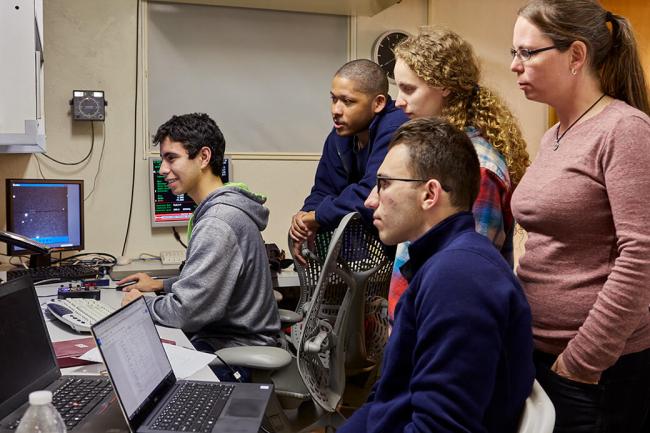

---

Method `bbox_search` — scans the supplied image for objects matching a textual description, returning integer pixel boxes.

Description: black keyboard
[7,264,99,283]
[151,382,234,432]
[8,377,114,430]
[53,377,113,430]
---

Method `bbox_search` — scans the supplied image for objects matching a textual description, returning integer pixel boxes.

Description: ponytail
[600,13,649,115]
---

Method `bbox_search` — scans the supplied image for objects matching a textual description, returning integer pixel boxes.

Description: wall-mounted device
[70,90,106,121]
[372,30,410,82]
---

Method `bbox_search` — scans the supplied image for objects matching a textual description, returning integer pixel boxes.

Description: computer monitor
[5,179,84,266]
[148,156,230,228]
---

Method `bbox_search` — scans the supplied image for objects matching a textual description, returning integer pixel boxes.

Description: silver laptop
[0,276,128,433]
[91,296,272,433]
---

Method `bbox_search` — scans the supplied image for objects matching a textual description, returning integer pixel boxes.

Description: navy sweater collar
[401,211,475,282]
[367,97,395,136]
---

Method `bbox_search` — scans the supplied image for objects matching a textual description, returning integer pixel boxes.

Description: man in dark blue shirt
[289,59,407,263]
[339,117,534,433]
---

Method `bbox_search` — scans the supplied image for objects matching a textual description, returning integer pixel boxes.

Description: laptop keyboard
[151,382,235,432]
[53,377,113,430]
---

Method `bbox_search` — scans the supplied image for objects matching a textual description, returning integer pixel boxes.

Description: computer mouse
[115,281,137,291]
[116,256,132,266]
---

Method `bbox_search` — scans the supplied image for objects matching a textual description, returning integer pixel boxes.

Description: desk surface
[0,262,300,289]
[36,283,217,382]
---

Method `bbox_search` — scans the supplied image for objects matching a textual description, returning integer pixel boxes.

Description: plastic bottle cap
[28,390,53,405]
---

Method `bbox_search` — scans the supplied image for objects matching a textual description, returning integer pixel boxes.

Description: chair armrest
[215,346,292,371]
[278,308,302,326]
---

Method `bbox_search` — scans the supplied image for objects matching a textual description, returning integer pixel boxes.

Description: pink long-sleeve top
[512,100,650,382]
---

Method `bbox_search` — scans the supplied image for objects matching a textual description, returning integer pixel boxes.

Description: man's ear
[372,94,387,114]
[199,146,212,169]
[420,179,442,211]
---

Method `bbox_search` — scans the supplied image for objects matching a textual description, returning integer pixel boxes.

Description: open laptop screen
[93,298,173,420]
[0,277,60,419]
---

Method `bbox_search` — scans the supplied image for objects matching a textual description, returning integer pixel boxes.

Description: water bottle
[15,390,66,433]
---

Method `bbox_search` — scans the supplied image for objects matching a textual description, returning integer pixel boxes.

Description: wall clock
[372,30,410,82]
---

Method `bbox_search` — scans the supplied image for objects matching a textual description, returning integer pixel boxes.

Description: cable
[6,255,29,268]
[172,227,187,249]
[213,353,243,383]
[35,154,46,178]
[121,0,140,257]
[39,122,95,166]
[85,121,108,201]
[51,252,118,266]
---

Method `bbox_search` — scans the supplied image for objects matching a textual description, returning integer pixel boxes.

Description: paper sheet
[78,343,216,379]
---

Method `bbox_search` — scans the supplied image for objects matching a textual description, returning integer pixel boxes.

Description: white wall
[428,0,547,158]
[428,0,547,260]
[0,0,544,262]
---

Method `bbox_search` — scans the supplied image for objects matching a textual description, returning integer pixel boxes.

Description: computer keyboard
[7,264,99,283]
[53,377,113,430]
[8,377,113,431]
[151,382,234,432]
[47,298,116,333]
[160,250,185,265]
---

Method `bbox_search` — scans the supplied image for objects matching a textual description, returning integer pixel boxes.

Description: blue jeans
[191,339,252,383]
[534,348,650,433]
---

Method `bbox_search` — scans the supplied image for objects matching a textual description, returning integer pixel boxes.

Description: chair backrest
[295,212,393,412]
[287,229,333,349]
[517,379,555,433]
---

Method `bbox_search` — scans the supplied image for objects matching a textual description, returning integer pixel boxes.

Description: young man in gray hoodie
[118,113,280,379]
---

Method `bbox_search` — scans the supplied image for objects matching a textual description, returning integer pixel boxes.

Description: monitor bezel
[5,178,85,256]
[148,156,230,228]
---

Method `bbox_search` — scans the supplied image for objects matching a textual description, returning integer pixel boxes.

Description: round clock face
[372,30,410,81]
[79,97,101,118]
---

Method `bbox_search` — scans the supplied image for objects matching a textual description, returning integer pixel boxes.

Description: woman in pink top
[510,1,650,432]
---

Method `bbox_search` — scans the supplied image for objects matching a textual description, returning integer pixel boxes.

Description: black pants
[191,339,252,383]
[534,348,650,433]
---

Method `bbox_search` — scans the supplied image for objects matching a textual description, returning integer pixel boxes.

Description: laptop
[0,276,128,433]
[91,296,272,433]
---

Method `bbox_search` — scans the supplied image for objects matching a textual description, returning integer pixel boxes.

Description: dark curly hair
[153,113,225,177]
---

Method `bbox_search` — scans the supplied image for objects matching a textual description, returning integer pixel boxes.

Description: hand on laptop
[117,272,164,292]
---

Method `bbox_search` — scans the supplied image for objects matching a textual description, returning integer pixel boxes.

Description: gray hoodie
[147,186,281,349]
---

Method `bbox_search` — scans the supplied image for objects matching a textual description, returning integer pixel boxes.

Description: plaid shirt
[388,127,513,321]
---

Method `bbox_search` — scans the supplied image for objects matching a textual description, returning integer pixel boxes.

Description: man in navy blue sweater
[339,117,535,433]
[289,59,408,263]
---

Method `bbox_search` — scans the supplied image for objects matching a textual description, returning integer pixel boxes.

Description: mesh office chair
[294,212,392,413]
[287,229,333,350]
[215,212,393,432]
[517,379,555,433]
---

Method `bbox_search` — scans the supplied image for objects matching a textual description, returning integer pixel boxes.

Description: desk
[36,282,217,382]
[109,259,181,280]
[111,260,301,289]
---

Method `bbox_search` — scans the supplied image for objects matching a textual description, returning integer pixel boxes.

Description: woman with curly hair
[387,28,530,321]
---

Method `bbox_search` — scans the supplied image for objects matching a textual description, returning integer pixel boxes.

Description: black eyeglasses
[510,45,557,62]
[376,175,451,193]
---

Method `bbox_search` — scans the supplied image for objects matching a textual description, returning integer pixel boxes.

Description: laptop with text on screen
[91,297,272,433]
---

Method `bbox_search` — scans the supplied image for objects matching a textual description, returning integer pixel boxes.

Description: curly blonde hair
[394,28,529,186]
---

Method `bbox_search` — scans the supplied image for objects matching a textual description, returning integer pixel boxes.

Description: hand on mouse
[116,272,164,293]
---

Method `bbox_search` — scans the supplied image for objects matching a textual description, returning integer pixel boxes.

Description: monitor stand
[29,252,52,268]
